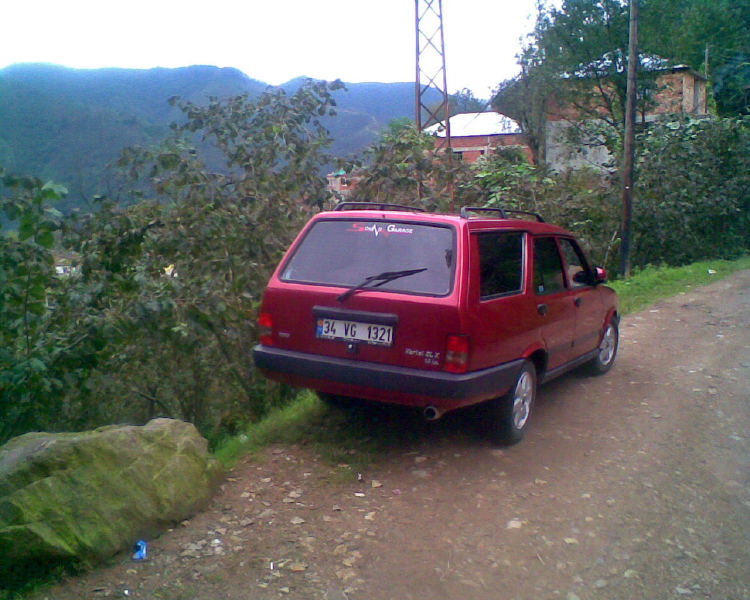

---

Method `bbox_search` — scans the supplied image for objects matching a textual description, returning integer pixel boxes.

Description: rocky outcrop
[0,418,223,575]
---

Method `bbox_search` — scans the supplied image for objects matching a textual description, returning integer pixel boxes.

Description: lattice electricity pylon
[415,0,452,150]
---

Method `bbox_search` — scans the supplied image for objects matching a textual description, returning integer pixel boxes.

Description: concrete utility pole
[620,0,639,278]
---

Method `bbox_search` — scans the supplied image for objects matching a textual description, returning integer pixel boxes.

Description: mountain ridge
[0,63,440,208]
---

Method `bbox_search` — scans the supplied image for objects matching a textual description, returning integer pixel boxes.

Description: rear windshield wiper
[337,268,427,303]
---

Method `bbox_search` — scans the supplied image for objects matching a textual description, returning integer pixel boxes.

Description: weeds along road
[31,271,750,600]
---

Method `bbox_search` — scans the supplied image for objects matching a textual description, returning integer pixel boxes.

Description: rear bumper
[253,345,524,407]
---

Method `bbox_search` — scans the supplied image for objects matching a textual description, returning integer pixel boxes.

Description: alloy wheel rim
[512,371,533,430]
[599,324,616,365]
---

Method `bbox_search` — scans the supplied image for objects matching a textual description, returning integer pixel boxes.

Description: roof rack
[460,206,545,222]
[334,202,425,213]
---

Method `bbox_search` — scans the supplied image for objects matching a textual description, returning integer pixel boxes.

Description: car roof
[313,207,573,237]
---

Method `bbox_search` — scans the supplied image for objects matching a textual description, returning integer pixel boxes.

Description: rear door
[470,230,538,369]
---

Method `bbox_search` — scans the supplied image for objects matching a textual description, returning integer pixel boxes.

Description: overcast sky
[1,0,545,98]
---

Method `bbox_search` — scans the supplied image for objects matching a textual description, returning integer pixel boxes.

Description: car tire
[487,360,537,445]
[588,320,619,375]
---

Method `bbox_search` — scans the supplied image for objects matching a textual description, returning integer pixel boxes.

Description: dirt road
[32,271,750,600]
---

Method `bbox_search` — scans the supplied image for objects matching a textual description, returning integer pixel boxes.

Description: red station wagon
[253,203,620,443]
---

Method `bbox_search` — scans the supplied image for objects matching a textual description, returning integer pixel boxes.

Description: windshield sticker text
[348,223,414,237]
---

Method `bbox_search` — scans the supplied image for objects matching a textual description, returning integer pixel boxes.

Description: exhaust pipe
[423,405,443,421]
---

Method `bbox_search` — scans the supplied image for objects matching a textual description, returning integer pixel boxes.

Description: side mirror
[594,266,608,283]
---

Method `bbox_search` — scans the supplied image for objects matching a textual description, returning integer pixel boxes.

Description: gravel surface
[30,270,750,600]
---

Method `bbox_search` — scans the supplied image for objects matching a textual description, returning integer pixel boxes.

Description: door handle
[574,297,582,307]
[537,303,548,316]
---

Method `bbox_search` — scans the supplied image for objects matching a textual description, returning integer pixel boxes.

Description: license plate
[316,318,393,346]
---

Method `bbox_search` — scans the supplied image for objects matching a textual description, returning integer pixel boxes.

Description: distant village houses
[325,61,711,195]
[420,63,710,172]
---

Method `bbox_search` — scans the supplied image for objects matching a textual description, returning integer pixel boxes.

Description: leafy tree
[492,57,555,164]
[0,172,105,442]
[492,1,633,162]
[640,0,750,116]
[1,81,344,443]
[102,80,343,434]
[496,0,749,152]
[347,123,483,212]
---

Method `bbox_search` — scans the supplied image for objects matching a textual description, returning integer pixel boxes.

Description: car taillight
[444,335,469,373]
[258,312,274,346]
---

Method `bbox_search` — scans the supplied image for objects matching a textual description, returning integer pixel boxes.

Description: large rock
[0,418,223,575]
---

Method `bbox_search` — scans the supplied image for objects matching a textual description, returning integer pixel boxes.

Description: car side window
[533,237,565,295]
[559,238,592,288]
[477,231,524,299]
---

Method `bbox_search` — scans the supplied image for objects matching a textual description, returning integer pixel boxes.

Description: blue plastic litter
[132,540,147,560]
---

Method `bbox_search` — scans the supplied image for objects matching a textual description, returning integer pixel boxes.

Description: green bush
[633,116,750,266]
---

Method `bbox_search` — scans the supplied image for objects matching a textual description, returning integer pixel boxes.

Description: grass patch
[213,392,326,467]
[214,390,446,473]
[609,256,750,315]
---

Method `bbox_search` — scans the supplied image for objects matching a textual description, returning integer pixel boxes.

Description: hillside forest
[1,0,748,445]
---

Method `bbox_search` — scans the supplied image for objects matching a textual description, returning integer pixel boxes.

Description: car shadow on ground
[317,363,596,459]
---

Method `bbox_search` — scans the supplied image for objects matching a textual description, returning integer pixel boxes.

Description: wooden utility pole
[619,0,639,278]
[704,44,710,79]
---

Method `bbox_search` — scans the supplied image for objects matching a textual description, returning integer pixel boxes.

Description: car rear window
[477,231,524,299]
[280,219,455,296]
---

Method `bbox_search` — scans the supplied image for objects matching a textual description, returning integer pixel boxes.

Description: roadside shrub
[633,116,750,266]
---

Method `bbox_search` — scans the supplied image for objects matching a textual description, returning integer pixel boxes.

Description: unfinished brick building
[546,64,709,170]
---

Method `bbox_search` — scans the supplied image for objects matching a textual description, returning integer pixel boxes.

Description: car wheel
[487,361,536,445]
[589,321,619,375]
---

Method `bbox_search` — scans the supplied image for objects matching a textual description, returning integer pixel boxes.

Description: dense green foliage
[632,117,750,265]
[1,81,343,445]
[0,173,104,441]
[641,0,749,116]
[345,124,470,211]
